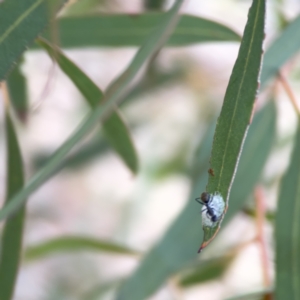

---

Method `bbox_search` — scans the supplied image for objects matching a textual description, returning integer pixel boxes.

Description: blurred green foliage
[1,0,300,299]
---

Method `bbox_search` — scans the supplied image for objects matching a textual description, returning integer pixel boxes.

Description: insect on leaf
[199,0,266,252]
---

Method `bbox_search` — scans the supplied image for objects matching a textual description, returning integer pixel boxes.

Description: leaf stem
[277,72,300,116]
[255,186,273,300]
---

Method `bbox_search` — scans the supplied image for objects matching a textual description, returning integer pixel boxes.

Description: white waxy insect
[195,192,225,227]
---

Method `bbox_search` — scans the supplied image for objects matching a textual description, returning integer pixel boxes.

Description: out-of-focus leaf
[179,253,235,286]
[122,67,184,105]
[38,13,240,49]
[24,236,140,261]
[144,0,165,10]
[116,118,215,300]
[0,0,66,81]
[275,122,300,300]
[82,280,123,300]
[0,0,185,221]
[38,38,139,174]
[200,0,265,251]
[261,14,300,89]
[225,288,273,300]
[63,0,108,16]
[116,100,276,300]
[0,111,25,300]
[34,136,109,170]
[6,60,28,122]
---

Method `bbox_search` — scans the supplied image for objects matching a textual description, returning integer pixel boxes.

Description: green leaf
[116,101,276,300]
[6,59,28,123]
[24,236,139,261]
[0,0,185,221]
[261,14,300,89]
[200,0,266,251]
[0,111,25,300]
[116,117,215,300]
[37,38,139,174]
[34,135,109,170]
[0,0,65,81]
[38,13,240,49]
[275,122,300,300]
[179,253,235,286]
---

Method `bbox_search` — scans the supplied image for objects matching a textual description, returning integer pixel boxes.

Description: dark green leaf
[0,0,65,81]
[0,111,25,300]
[275,122,300,300]
[0,0,184,221]
[37,38,139,174]
[116,100,276,300]
[38,13,240,49]
[6,59,28,122]
[201,0,266,250]
[34,136,109,170]
[261,14,300,89]
[24,236,139,260]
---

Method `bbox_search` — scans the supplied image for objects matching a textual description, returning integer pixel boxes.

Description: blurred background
[1,0,300,299]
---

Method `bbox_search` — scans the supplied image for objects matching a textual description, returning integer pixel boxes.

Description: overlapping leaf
[0,0,66,81]
[0,111,26,300]
[0,0,185,220]
[25,236,139,261]
[116,101,276,300]
[39,13,240,49]
[275,122,300,300]
[38,38,138,173]
[201,0,266,250]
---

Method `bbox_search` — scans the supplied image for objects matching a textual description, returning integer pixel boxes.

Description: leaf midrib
[0,0,44,44]
[216,0,262,196]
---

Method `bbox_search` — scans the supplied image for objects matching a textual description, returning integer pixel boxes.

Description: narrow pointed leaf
[200,0,266,251]
[275,122,300,300]
[24,236,139,261]
[0,0,66,81]
[0,0,184,221]
[115,101,276,300]
[38,38,138,174]
[6,60,28,123]
[261,14,300,89]
[38,13,240,49]
[0,112,25,300]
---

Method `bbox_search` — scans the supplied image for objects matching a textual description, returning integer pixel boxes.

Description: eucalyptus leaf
[261,14,300,89]
[39,13,240,49]
[6,60,28,122]
[25,236,139,261]
[0,0,185,221]
[0,0,66,81]
[0,112,26,300]
[116,100,276,300]
[275,122,300,300]
[200,0,266,251]
[37,38,139,174]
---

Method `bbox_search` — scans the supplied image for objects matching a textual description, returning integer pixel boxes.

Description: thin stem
[255,186,273,300]
[277,72,300,116]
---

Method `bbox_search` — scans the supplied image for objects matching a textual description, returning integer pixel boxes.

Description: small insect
[195,192,225,225]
